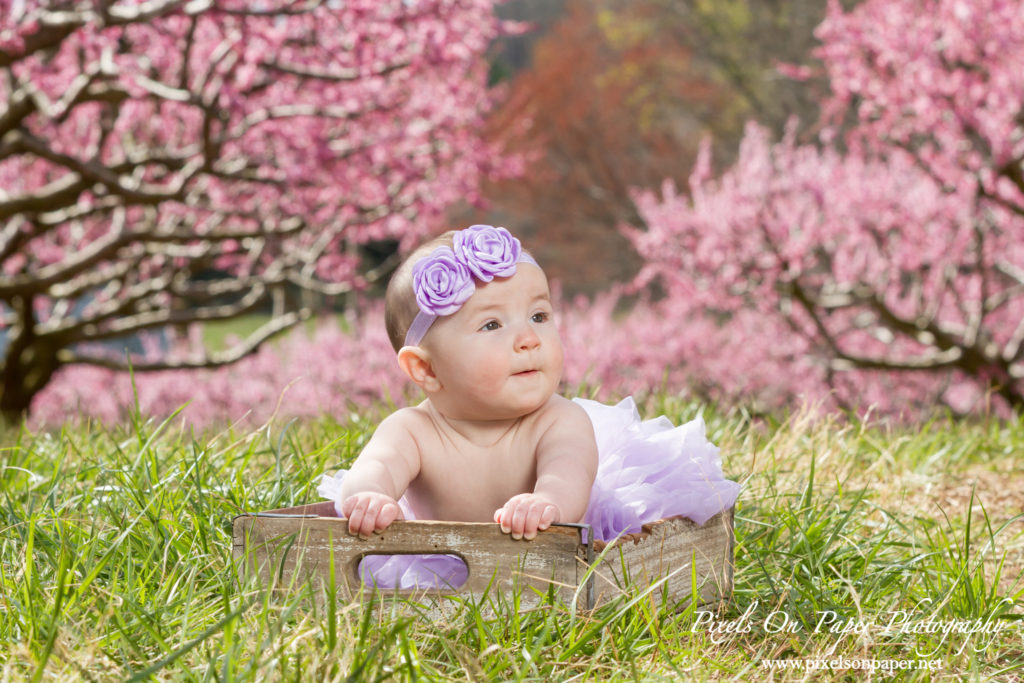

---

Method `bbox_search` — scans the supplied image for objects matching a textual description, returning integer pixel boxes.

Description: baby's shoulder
[376,403,432,432]
[528,395,598,459]
[530,394,591,431]
[368,404,435,444]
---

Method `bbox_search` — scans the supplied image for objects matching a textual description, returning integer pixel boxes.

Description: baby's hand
[341,492,403,539]
[493,494,560,540]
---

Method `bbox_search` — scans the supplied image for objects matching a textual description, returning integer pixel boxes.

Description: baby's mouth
[513,369,538,377]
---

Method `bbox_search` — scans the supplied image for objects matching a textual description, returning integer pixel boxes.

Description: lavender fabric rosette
[411,246,475,316]
[403,225,535,346]
[453,224,522,282]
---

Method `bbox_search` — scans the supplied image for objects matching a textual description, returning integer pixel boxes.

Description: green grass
[1,399,1022,680]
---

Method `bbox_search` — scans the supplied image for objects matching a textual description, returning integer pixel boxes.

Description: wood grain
[232,503,733,610]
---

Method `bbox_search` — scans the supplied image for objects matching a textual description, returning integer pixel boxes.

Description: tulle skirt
[316,397,740,590]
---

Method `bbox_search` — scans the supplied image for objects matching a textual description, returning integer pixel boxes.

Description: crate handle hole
[357,554,468,590]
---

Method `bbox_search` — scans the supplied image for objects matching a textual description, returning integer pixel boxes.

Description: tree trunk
[1,348,59,425]
[0,368,37,425]
[1,297,60,425]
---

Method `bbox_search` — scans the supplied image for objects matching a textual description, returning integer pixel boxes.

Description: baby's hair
[384,230,539,351]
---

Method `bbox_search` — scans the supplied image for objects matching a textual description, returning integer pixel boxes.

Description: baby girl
[336,225,598,541]
[321,225,739,576]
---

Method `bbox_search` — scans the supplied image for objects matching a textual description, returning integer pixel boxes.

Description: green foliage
[1,402,1021,679]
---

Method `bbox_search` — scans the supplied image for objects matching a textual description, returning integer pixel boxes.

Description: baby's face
[422,264,563,421]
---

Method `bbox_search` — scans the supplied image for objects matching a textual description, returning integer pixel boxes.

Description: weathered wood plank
[233,510,583,605]
[232,503,734,610]
[585,510,734,608]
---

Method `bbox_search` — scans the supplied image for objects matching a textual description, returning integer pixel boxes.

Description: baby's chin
[503,392,560,419]
[441,393,557,422]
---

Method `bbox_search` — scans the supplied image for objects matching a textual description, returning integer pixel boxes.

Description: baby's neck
[426,401,526,448]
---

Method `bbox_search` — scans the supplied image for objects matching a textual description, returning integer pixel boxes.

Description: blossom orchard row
[22,0,1024,426]
[625,0,1024,416]
[28,311,404,429]
[26,299,672,429]
[30,291,983,431]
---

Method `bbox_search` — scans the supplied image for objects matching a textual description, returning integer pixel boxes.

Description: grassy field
[1,398,1022,680]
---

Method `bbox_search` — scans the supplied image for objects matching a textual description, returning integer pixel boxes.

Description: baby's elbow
[580,443,598,490]
[566,476,595,523]
[564,496,590,524]
[586,448,599,482]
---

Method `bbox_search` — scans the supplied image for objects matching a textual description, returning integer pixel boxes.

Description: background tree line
[6,0,1023,424]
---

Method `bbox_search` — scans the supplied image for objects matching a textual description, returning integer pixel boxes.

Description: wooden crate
[232,502,734,610]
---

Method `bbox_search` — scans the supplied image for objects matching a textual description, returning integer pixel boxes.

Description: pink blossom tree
[627,0,1024,415]
[28,307,410,429]
[0,0,506,421]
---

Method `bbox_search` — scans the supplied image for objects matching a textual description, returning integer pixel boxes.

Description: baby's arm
[494,400,598,539]
[339,411,421,538]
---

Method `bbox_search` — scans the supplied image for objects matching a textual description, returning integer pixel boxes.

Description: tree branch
[286,272,354,297]
[0,0,202,67]
[17,131,199,203]
[0,209,306,299]
[57,309,309,371]
[0,16,82,68]
[46,278,271,343]
[0,214,130,297]
[259,58,411,84]
[787,278,965,371]
[0,169,93,224]
[0,84,38,139]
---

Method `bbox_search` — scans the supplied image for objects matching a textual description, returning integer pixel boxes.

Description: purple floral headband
[404,225,538,346]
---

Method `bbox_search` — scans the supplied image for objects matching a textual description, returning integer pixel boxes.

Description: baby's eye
[480,320,501,332]
[531,311,550,323]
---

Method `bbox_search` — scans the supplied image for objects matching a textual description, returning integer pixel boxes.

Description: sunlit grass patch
[1,401,1021,680]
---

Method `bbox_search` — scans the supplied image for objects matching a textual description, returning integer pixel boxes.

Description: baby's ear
[397,346,441,392]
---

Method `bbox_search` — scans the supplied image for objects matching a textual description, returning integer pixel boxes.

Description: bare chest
[406,439,539,522]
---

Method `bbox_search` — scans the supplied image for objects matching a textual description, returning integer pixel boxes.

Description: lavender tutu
[316,396,740,590]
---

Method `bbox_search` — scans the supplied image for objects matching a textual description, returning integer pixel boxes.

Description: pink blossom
[30,309,410,430]
[1,0,515,418]
[618,0,1024,417]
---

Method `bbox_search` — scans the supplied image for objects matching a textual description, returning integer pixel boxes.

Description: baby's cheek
[454,367,506,401]
[476,356,512,386]
[550,337,565,380]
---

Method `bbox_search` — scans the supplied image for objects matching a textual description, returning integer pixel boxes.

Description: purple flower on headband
[411,246,475,316]
[453,225,522,282]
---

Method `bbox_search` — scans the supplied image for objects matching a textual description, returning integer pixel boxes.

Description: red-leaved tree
[0,0,506,421]
[626,0,1024,415]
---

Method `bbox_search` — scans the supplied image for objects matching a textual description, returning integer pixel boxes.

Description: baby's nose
[516,325,541,350]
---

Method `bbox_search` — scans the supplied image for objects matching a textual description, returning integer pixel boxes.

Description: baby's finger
[510,503,529,540]
[522,503,547,540]
[496,505,514,534]
[349,497,376,538]
[376,502,400,531]
[539,505,558,530]
[358,498,386,538]
[345,499,367,537]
